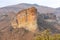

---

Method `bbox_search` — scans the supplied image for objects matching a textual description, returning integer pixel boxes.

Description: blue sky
[0,0,60,8]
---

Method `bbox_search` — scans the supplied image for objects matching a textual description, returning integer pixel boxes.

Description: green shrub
[34,29,60,40]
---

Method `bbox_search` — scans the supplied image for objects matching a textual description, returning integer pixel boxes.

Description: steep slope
[0,28,34,40]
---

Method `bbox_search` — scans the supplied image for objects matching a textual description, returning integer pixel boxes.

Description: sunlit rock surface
[11,7,38,32]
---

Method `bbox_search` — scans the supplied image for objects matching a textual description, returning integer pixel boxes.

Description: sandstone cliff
[11,7,38,32]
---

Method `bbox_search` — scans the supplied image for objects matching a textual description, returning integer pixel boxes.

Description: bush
[34,29,60,40]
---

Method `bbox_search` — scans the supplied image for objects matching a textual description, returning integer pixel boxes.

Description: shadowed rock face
[11,7,38,32]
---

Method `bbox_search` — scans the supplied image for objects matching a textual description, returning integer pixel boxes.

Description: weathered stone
[11,7,38,32]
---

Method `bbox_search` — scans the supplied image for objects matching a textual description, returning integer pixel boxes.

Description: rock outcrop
[11,7,38,32]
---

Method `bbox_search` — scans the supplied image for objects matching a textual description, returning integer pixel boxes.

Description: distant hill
[0,3,56,14]
[0,3,60,17]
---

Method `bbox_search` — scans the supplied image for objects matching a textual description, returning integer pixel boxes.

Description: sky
[0,0,60,8]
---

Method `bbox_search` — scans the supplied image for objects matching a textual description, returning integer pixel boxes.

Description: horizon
[0,3,58,8]
[0,0,60,8]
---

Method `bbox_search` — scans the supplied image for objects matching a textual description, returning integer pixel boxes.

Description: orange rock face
[11,7,38,32]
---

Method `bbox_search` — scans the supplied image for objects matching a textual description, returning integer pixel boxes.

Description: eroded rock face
[11,7,38,32]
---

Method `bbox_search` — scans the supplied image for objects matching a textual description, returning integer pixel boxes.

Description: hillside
[0,3,60,32]
[0,3,60,40]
